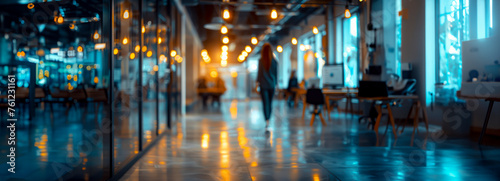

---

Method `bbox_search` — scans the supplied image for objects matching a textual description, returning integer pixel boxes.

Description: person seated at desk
[287,70,299,106]
[211,77,226,107]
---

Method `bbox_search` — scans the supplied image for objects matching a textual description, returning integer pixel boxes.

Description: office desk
[358,95,429,143]
[457,92,500,144]
[323,89,358,120]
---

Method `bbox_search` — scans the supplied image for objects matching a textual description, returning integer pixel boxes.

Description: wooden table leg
[399,102,415,134]
[412,102,421,136]
[319,112,327,126]
[386,103,398,139]
[479,100,494,144]
[420,101,429,133]
[310,110,316,126]
[374,104,383,145]
[325,96,331,121]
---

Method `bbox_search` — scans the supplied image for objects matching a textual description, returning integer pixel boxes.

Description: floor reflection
[119,99,500,181]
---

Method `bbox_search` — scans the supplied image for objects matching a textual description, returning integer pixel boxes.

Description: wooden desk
[358,95,429,144]
[457,92,500,144]
[323,89,358,120]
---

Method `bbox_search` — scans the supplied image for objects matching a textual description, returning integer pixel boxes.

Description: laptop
[358,81,389,97]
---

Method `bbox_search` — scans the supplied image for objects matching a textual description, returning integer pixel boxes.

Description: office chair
[306,87,327,126]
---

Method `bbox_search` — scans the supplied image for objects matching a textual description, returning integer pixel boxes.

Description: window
[437,0,470,90]
[342,14,359,88]
[395,0,402,76]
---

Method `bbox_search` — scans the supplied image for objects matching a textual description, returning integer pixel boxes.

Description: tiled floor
[119,99,500,181]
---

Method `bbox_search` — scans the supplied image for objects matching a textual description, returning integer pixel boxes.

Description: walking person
[257,43,278,126]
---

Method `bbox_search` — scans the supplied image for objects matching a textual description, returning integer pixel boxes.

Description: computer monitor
[322,64,344,88]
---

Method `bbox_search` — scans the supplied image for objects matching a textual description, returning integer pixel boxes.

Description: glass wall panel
[342,14,359,88]
[112,0,140,173]
[158,1,169,133]
[438,0,470,90]
[141,0,158,148]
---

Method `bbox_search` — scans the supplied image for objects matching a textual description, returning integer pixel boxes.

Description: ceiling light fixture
[223,8,230,20]
[291,37,298,45]
[277,45,283,53]
[251,37,258,45]
[312,26,319,34]
[221,25,228,34]
[271,8,278,19]
[245,45,252,52]
[344,5,351,19]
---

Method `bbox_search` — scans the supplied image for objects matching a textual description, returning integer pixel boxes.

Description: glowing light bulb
[222,36,229,44]
[153,65,159,72]
[300,44,305,51]
[123,10,130,19]
[291,37,298,45]
[277,45,283,53]
[113,48,119,55]
[135,45,141,52]
[67,75,72,80]
[210,70,218,78]
[221,25,228,34]
[158,37,162,44]
[73,75,78,81]
[221,60,227,67]
[222,45,228,52]
[142,46,147,52]
[251,37,258,45]
[77,46,83,52]
[69,24,75,29]
[147,50,153,57]
[245,45,252,52]
[170,50,177,57]
[201,49,208,57]
[242,51,248,57]
[344,6,351,18]
[271,9,278,19]
[94,77,99,84]
[312,26,319,34]
[231,71,238,77]
[238,55,245,62]
[142,26,145,33]
[122,37,128,45]
[57,15,64,24]
[129,52,135,59]
[223,8,230,19]
[27,3,34,9]
[93,31,100,40]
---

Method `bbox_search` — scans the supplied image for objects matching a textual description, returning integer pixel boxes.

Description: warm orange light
[68,83,73,90]
[142,46,147,52]
[69,24,75,29]
[300,44,305,51]
[27,3,34,9]
[142,26,145,33]
[251,37,258,45]
[170,50,177,57]
[221,25,228,34]
[79,64,83,69]
[238,55,245,62]
[314,52,319,58]
[147,50,153,57]
[158,37,162,44]
[222,36,229,44]
[201,49,208,57]
[221,60,227,67]
[242,51,248,57]
[73,75,78,81]
[221,54,228,60]
[175,55,183,63]
[210,70,218,78]
[271,9,278,19]
[312,26,319,34]
[129,52,135,59]
[204,57,211,63]
[231,71,238,77]
[222,45,228,52]
[93,31,100,40]
[159,54,166,63]
[77,46,83,52]
[44,70,49,77]
[291,37,298,45]
[344,6,351,18]
[94,77,99,84]
[57,16,64,24]
[122,37,128,45]
[135,45,141,52]
[86,66,91,70]
[153,65,159,72]
[113,48,119,55]
[123,10,130,19]
[67,75,72,80]
[223,9,230,19]
[277,45,283,53]
[245,45,252,52]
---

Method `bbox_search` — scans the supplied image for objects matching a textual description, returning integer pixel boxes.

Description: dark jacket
[257,58,278,89]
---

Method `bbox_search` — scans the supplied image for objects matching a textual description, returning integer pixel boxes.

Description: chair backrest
[358,81,388,98]
[306,88,325,105]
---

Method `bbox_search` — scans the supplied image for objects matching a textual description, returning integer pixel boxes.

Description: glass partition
[342,14,359,88]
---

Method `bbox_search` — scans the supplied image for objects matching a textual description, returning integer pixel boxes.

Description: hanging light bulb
[123,10,130,19]
[344,5,351,19]
[291,37,298,45]
[122,37,128,45]
[222,36,229,44]
[147,50,153,57]
[222,45,228,52]
[93,31,100,40]
[77,46,83,52]
[94,77,99,84]
[245,45,252,52]
[221,25,228,34]
[142,26,146,33]
[129,52,135,59]
[57,15,64,24]
[170,50,177,57]
[223,8,230,19]
[242,51,248,57]
[221,60,227,67]
[251,37,258,45]
[158,37,162,44]
[113,48,119,55]
[201,49,208,57]
[277,45,283,53]
[312,26,319,34]
[270,8,278,19]
[142,46,148,52]
[238,55,245,62]
[135,45,141,52]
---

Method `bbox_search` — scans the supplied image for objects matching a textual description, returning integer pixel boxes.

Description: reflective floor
[120,99,500,181]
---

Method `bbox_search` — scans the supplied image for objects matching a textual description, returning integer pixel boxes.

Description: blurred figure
[257,43,278,125]
[286,70,298,106]
[197,77,209,108]
[211,76,226,107]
